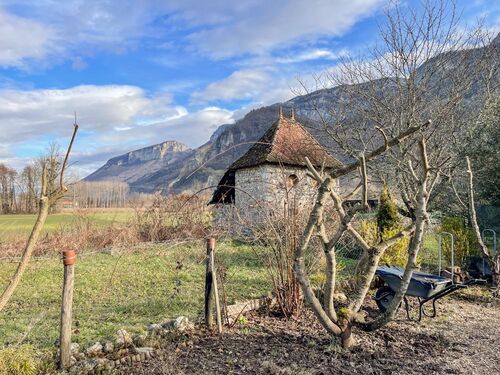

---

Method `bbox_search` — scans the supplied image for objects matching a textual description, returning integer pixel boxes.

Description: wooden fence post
[211,244,223,334]
[59,250,76,369]
[205,238,222,332]
[204,238,215,328]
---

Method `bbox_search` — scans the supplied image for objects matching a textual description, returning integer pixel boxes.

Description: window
[286,174,299,189]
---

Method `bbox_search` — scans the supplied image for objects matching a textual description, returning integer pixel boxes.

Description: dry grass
[0,194,213,259]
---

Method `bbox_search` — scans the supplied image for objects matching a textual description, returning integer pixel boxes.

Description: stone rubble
[68,317,193,374]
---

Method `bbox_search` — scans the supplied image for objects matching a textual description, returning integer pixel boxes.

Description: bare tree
[294,124,431,347]
[70,180,130,208]
[292,0,495,347]
[0,164,17,213]
[465,157,500,295]
[0,124,78,311]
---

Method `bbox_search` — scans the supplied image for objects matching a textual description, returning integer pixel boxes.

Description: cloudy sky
[0,0,498,177]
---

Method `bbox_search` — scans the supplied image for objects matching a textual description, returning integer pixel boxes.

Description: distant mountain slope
[86,35,499,194]
[85,141,193,192]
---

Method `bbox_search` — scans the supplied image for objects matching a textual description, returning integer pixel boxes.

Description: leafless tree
[0,164,17,214]
[292,0,496,347]
[0,124,78,311]
[69,180,130,209]
[465,157,500,295]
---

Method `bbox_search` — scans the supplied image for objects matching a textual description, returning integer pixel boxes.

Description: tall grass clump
[0,345,39,375]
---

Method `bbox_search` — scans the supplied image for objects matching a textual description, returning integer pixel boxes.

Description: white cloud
[0,85,234,172]
[0,85,153,142]
[191,69,271,104]
[0,9,57,67]
[0,0,385,67]
[186,0,385,58]
[191,65,302,107]
[276,48,350,64]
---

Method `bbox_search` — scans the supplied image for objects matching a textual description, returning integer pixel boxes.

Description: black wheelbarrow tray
[374,266,486,321]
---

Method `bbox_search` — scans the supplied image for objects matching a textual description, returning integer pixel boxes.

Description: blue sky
[0,0,498,177]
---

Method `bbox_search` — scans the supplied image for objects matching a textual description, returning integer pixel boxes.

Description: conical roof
[229,115,341,170]
[209,113,342,204]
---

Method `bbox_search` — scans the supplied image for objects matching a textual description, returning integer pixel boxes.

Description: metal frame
[401,279,485,321]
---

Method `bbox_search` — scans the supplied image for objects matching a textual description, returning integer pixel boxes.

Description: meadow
[0,241,270,350]
[0,208,449,353]
[0,210,133,238]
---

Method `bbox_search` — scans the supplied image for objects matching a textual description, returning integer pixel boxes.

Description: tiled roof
[210,113,342,204]
[229,115,342,170]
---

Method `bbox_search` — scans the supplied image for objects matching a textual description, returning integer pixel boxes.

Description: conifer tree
[377,185,400,235]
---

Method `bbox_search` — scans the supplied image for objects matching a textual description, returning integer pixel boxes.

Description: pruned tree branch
[0,124,79,311]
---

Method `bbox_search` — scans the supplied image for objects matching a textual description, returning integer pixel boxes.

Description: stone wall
[233,164,331,225]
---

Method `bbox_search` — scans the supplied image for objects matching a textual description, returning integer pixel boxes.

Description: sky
[0,0,498,177]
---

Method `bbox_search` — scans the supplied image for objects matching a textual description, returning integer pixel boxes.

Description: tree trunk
[0,195,50,311]
[324,250,336,320]
[340,322,356,348]
[466,157,500,294]
[364,183,428,331]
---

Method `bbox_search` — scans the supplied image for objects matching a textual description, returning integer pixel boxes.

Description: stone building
[210,110,342,225]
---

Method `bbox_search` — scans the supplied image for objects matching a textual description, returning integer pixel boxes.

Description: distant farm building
[210,109,342,224]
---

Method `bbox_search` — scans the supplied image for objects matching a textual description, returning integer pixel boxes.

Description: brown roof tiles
[229,116,341,170]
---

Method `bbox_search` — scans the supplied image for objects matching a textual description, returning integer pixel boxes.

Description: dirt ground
[118,288,500,375]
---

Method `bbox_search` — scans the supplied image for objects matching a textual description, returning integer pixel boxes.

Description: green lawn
[0,241,270,350]
[0,211,133,238]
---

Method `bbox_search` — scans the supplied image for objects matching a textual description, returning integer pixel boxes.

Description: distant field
[0,241,270,350]
[0,210,133,238]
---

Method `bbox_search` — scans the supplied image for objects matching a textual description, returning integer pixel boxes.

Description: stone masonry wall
[234,164,327,224]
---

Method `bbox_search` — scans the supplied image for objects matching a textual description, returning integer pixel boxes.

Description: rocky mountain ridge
[85,35,499,194]
[85,141,193,191]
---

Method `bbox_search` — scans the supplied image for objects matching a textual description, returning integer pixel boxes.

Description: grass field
[0,241,270,350]
[0,209,460,353]
[0,210,133,238]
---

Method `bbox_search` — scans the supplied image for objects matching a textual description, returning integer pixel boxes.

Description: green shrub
[380,227,410,266]
[358,220,410,267]
[439,217,478,267]
[376,185,400,235]
[0,345,39,375]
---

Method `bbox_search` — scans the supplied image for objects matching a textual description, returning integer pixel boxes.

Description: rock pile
[68,316,192,374]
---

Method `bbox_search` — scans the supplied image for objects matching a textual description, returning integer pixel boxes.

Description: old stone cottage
[210,109,342,224]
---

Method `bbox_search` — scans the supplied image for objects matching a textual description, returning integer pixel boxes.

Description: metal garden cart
[374,232,486,321]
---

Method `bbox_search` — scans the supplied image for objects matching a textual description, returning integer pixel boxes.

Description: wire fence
[0,239,271,350]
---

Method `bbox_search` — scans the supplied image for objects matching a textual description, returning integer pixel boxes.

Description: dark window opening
[286,174,299,189]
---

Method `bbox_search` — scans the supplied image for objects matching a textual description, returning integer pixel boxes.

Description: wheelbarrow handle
[463,279,487,286]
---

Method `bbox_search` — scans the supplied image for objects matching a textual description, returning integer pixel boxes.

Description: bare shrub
[133,193,212,242]
[217,183,334,318]
[0,216,138,259]
[0,193,213,260]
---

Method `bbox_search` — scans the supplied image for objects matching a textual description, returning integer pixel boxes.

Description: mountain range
[85,35,500,195]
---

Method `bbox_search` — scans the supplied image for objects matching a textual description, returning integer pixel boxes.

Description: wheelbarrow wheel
[375,286,395,312]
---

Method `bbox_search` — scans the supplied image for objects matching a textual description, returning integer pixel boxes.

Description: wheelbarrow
[374,265,486,321]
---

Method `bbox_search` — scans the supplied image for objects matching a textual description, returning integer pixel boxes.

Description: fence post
[205,238,222,332]
[211,243,223,334]
[59,250,76,369]
[204,239,215,328]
